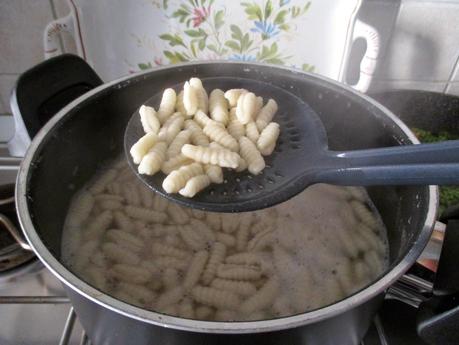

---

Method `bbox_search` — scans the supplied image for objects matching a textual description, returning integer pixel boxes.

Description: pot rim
[15,60,438,334]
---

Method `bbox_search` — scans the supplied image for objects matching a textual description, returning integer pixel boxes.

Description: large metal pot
[12,55,436,345]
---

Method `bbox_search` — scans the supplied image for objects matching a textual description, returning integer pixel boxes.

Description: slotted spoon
[125,77,459,212]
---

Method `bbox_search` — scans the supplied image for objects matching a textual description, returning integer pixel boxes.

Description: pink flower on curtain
[192,6,210,27]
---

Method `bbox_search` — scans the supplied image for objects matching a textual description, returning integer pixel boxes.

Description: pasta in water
[62,156,389,321]
[128,78,282,198]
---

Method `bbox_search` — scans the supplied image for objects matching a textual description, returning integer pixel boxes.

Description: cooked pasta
[216,232,236,248]
[184,120,210,147]
[66,191,94,228]
[110,264,151,284]
[106,229,144,251]
[202,242,226,285]
[122,183,141,206]
[245,122,260,143]
[217,264,262,281]
[257,122,280,155]
[161,154,194,175]
[139,105,160,134]
[194,109,212,128]
[167,130,192,160]
[204,165,224,184]
[183,250,209,290]
[178,298,195,318]
[138,141,167,175]
[83,211,113,241]
[211,279,256,297]
[189,78,209,113]
[167,202,190,224]
[130,133,158,164]
[113,211,135,231]
[181,144,240,169]
[125,205,168,223]
[351,200,380,230]
[178,224,207,251]
[183,81,198,116]
[102,242,140,265]
[162,162,204,193]
[158,113,184,144]
[236,92,257,124]
[255,99,278,131]
[240,277,279,314]
[152,243,190,260]
[227,108,246,140]
[179,174,211,197]
[175,90,186,114]
[209,89,229,125]
[224,88,247,107]
[239,136,265,175]
[203,122,239,152]
[191,286,241,310]
[156,88,177,124]
[89,169,118,194]
[156,286,185,310]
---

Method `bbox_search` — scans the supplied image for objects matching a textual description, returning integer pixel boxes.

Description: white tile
[445,82,459,96]
[51,0,77,54]
[0,115,15,142]
[369,79,447,93]
[0,75,18,114]
[0,0,54,73]
[377,1,459,82]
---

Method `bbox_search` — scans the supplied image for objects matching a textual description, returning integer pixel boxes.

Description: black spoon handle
[314,140,459,186]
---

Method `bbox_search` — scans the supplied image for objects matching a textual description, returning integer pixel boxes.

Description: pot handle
[416,215,459,344]
[0,214,32,251]
[348,19,380,93]
[43,14,77,59]
[8,54,102,157]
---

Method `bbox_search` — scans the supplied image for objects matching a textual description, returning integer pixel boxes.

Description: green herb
[412,127,459,213]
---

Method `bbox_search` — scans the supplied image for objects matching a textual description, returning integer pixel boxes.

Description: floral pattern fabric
[134,0,315,73]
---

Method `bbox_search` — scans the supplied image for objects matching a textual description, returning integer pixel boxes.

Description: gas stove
[0,144,441,345]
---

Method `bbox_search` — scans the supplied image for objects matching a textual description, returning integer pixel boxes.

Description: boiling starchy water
[61,156,389,321]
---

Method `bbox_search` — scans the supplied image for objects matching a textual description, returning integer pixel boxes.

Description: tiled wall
[0,0,74,142]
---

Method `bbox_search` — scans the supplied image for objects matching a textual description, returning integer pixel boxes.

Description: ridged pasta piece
[355,223,386,256]
[175,90,186,114]
[224,88,247,107]
[255,99,278,131]
[216,232,236,247]
[66,191,94,228]
[130,133,158,164]
[122,183,141,206]
[195,305,214,319]
[89,169,118,194]
[95,193,124,203]
[125,205,168,223]
[206,213,221,231]
[217,264,262,280]
[191,286,241,310]
[248,229,275,251]
[162,268,180,288]
[350,200,379,230]
[272,295,294,317]
[211,278,257,297]
[236,92,257,124]
[83,211,113,241]
[158,113,184,144]
[139,105,160,134]
[239,137,265,175]
[203,122,239,152]
[190,208,206,219]
[160,304,179,316]
[346,186,368,202]
[156,286,185,310]
[137,184,154,208]
[106,229,144,251]
[204,165,224,184]
[189,78,209,113]
[73,240,99,272]
[106,182,122,196]
[236,157,248,172]
[178,298,195,319]
[167,202,190,224]
[154,256,189,270]
[152,194,169,212]
[257,122,279,155]
[102,242,140,265]
[245,122,260,143]
[156,88,177,124]
[364,250,384,276]
[202,242,226,285]
[167,129,192,160]
[90,251,108,269]
[236,213,253,251]
[181,144,239,169]
[118,282,156,304]
[179,174,211,197]
[227,109,246,140]
[254,96,264,115]
[162,162,204,193]
[239,277,279,314]
[189,218,216,243]
[184,250,209,290]
[152,242,190,260]
[85,266,107,290]
[138,142,168,175]
[184,120,210,147]
[193,110,212,128]
[178,224,207,251]
[220,214,240,234]
[113,211,134,231]
[161,154,194,175]
[183,81,198,116]
[209,89,229,125]
[165,234,183,248]
[110,264,151,284]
